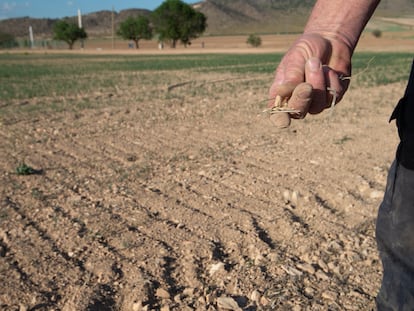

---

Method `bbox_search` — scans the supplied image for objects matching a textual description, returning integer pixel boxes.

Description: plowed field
[0,52,411,310]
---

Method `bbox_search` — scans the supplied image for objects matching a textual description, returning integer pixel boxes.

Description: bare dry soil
[0,60,406,310]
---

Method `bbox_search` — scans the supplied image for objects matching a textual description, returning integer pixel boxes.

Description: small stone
[350,289,364,298]
[315,270,329,281]
[260,296,269,306]
[267,252,278,262]
[206,293,215,304]
[317,259,329,272]
[327,261,337,270]
[198,296,206,305]
[329,241,343,251]
[281,265,303,277]
[216,296,241,310]
[291,191,299,206]
[304,287,314,298]
[250,290,261,303]
[183,288,195,296]
[174,294,182,303]
[111,184,118,194]
[156,288,170,299]
[209,262,225,276]
[328,262,341,275]
[160,305,170,311]
[296,263,315,275]
[322,290,338,301]
[370,190,384,199]
[254,254,264,265]
[283,190,290,203]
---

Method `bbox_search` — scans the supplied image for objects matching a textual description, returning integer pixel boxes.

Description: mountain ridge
[0,0,413,39]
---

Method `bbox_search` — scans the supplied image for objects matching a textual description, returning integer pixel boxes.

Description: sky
[0,0,195,20]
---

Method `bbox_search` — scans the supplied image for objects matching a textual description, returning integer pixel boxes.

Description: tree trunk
[134,39,140,49]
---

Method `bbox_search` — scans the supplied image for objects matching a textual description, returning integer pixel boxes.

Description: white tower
[78,9,82,28]
[29,26,34,48]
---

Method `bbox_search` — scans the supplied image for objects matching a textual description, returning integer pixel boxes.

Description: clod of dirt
[216,296,242,311]
[156,288,171,299]
[250,290,261,303]
[209,262,225,276]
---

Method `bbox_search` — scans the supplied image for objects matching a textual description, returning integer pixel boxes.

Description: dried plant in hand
[261,75,351,128]
[260,95,301,128]
[266,95,302,114]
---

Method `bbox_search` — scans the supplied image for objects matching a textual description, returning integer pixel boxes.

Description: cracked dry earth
[0,72,403,311]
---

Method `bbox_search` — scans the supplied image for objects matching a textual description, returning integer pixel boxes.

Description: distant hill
[194,0,315,35]
[0,9,151,39]
[0,0,413,39]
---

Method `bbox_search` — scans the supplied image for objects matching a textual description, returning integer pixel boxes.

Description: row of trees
[52,0,207,49]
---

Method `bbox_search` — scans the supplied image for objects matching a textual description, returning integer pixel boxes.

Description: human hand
[268,33,352,127]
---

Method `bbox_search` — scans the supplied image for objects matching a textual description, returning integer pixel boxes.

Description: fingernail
[307,58,321,72]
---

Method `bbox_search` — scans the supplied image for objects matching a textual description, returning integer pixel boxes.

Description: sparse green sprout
[16,163,36,175]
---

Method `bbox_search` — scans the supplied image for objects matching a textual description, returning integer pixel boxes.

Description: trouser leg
[376,161,414,310]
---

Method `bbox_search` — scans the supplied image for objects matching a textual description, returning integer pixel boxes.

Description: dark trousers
[376,60,414,310]
[376,161,414,310]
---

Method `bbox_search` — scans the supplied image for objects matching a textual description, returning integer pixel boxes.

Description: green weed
[15,163,37,175]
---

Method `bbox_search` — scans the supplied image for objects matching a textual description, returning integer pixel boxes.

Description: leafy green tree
[246,34,262,48]
[117,16,153,49]
[152,0,207,48]
[53,20,87,49]
[0,31,18,49]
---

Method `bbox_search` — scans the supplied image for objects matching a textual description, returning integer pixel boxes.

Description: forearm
[304,0,380,52]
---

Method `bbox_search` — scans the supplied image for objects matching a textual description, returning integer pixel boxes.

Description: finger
[267,82,296,128]
[269,112,291,129]
[305,57,327,114]
[325,67,349,106]
[287,83,313,119]
[268,83,312,128]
